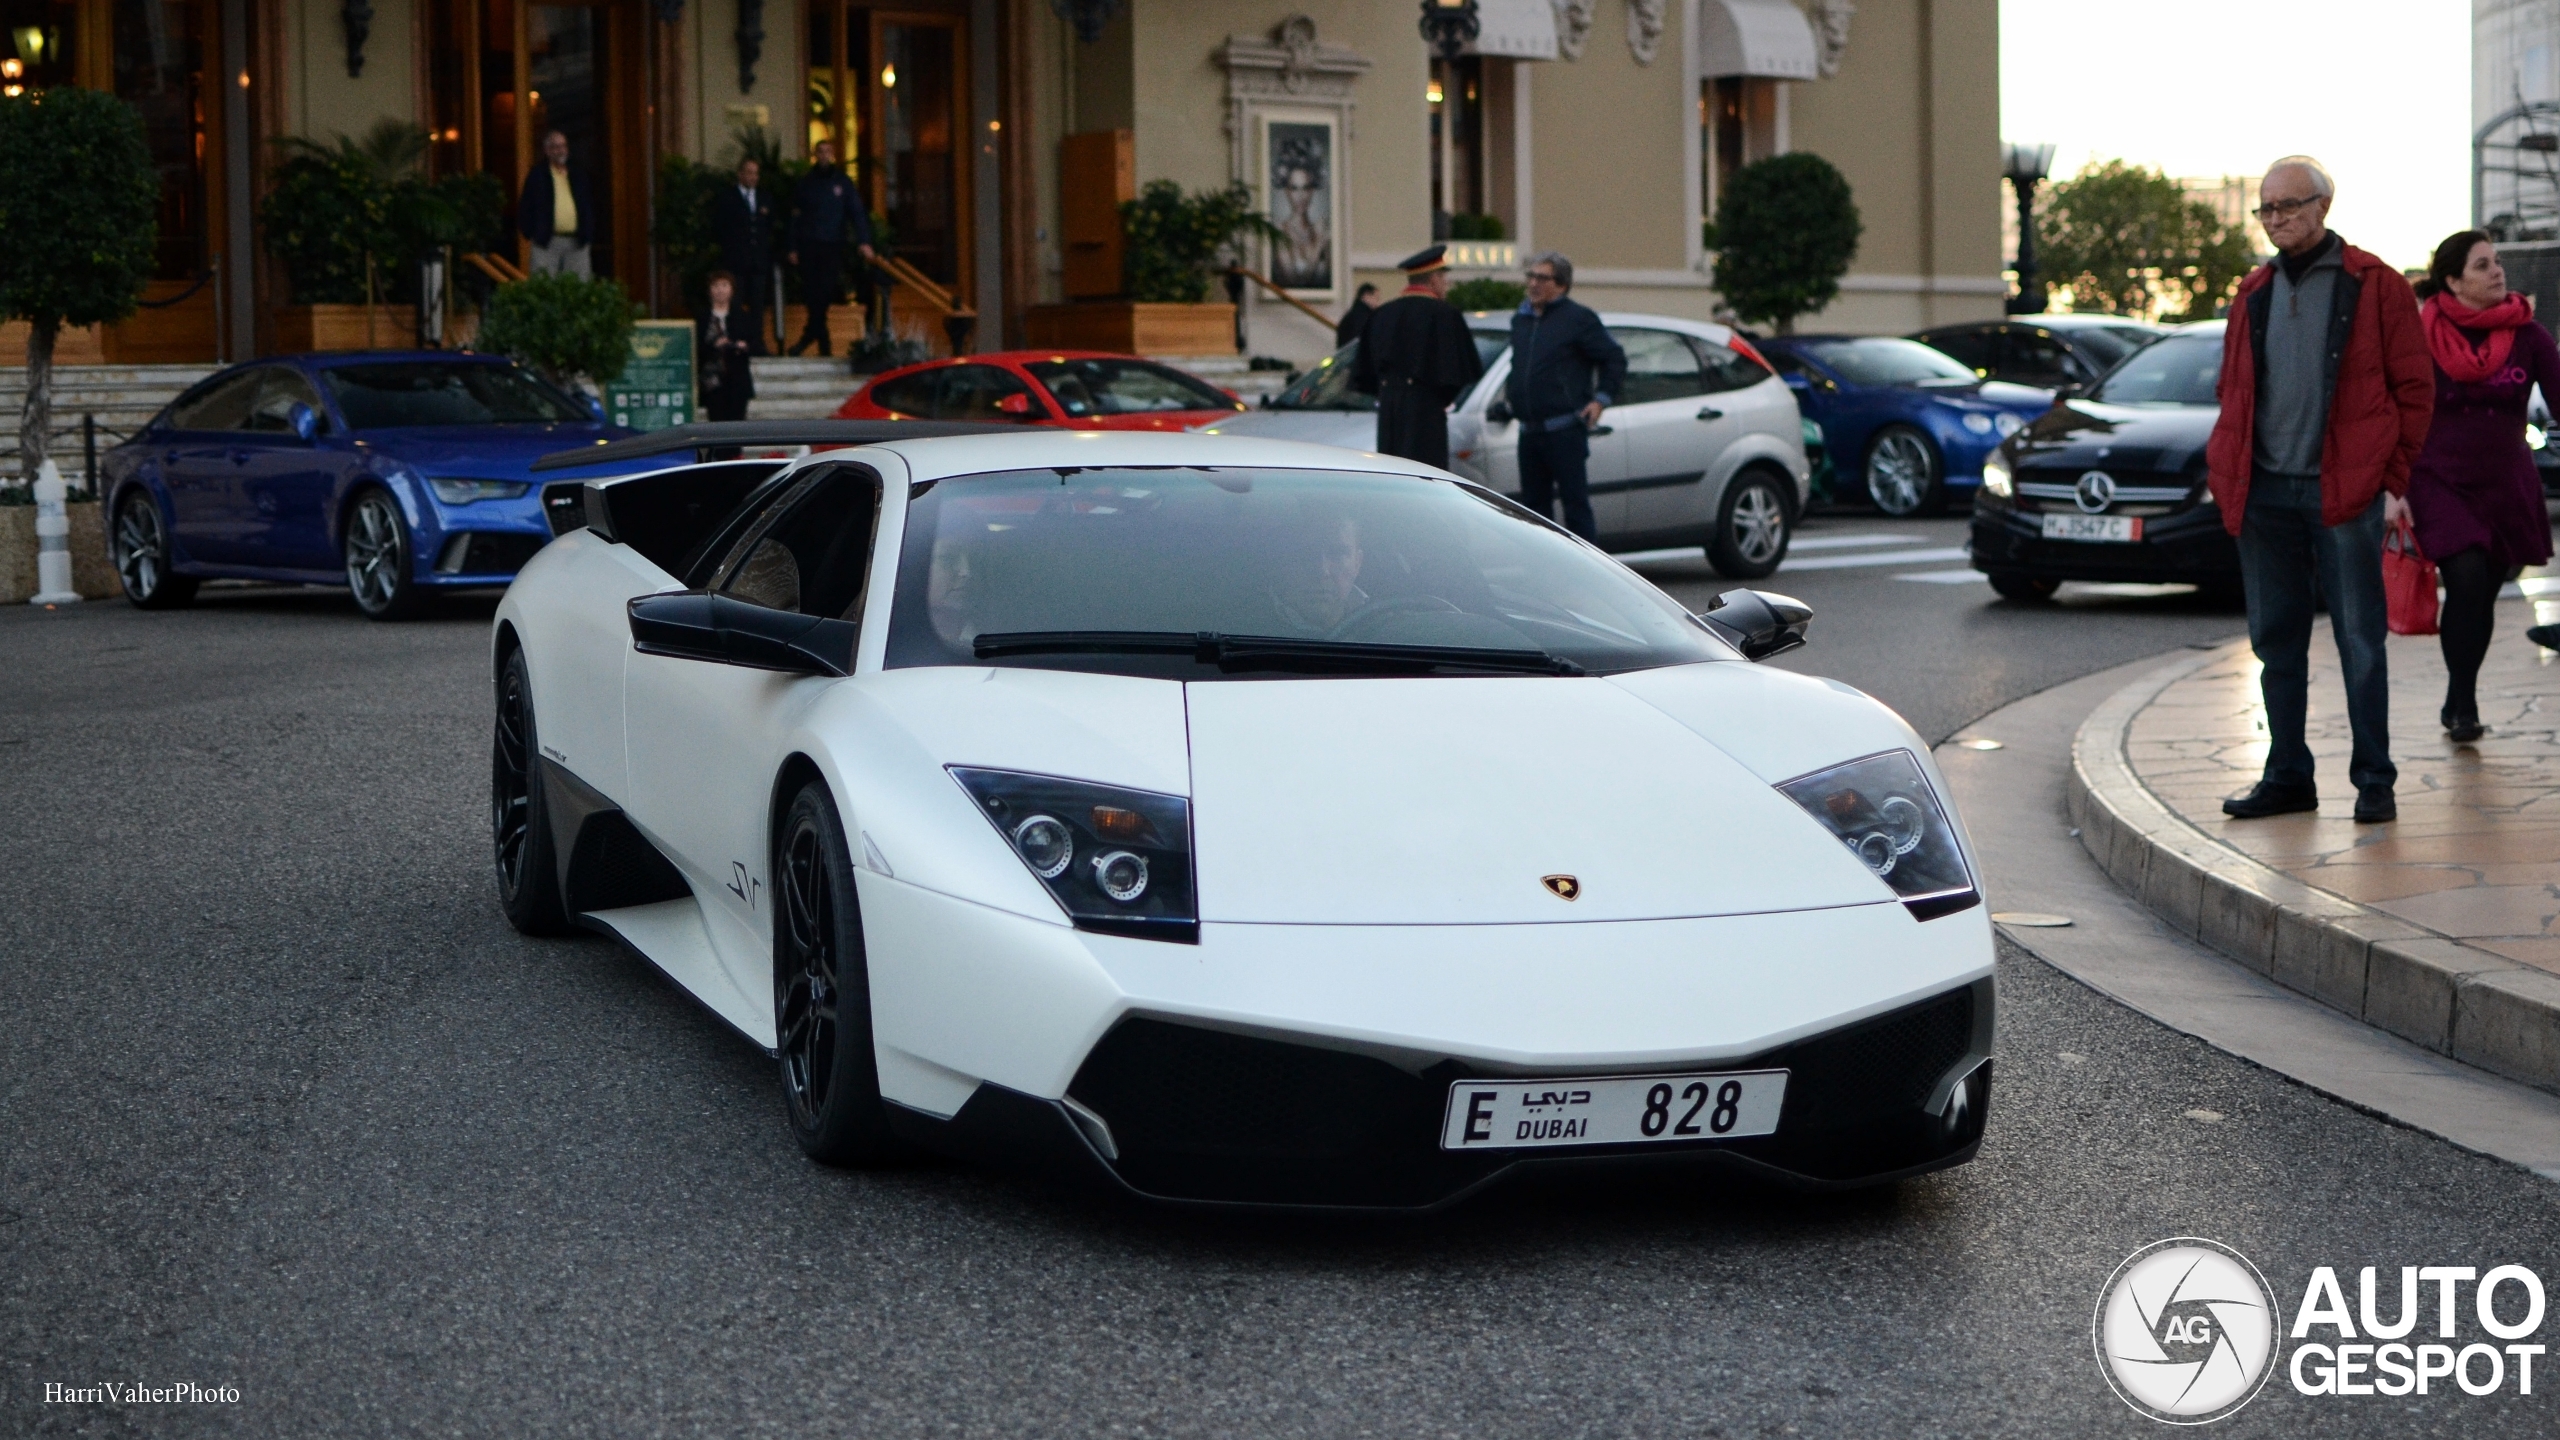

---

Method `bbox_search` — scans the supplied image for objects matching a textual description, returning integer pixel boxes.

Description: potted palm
[1026,180,1276,355]
[262,122,496,350]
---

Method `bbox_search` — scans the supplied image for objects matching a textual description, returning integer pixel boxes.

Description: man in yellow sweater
[518,130,594,277]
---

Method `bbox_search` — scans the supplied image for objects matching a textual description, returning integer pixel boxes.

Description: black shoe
[2530,624,2560,652]
[787,337,812,357]
[2354,785,2397,823]
[2442,705,2484,743]
[2222,781,2319,818]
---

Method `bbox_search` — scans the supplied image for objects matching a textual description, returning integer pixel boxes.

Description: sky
[2000,0,2473,269]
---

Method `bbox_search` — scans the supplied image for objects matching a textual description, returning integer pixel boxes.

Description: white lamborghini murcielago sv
[493,424,1994,1209]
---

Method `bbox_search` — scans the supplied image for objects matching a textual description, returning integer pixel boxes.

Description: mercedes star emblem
[2075,470,2117,514]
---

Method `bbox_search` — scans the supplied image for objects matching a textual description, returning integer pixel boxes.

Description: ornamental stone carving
[1215,14,1372,127]
[1814,0,1856,79]
[1551,0,1594,61]
[1625,0,1666,65]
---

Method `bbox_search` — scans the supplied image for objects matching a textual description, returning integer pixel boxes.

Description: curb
[2066,644,2560,1097]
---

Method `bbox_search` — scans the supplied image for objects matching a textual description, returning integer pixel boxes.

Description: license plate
[2041,512,2142,542]
[1439,1071,1788,1151]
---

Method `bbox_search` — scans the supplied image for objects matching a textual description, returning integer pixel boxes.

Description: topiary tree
[0,87,160,484]
[1711,153,1862,334]
[1120,180,1282,303]
[475,273,636,391]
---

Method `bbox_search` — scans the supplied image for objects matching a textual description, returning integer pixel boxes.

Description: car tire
[492,648,572,935]
[343,487,426,621]
[108,488,197,610]
[775,781,908,1167]
[1705,467,1794,579]
[1987,573,2060,602]
[1864,426,1945,517]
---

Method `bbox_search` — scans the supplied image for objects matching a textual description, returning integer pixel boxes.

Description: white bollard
[29,457,82,606]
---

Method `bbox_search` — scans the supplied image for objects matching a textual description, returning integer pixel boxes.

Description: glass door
[869,13,963,289]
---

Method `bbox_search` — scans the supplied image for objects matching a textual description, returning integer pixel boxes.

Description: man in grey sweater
[2204,158,2434,824]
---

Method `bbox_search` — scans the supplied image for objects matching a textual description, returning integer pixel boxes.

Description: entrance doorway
[806,4,971,295]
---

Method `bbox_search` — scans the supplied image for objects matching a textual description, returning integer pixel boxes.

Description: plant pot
[0,500,114,604]
[1023,302,1237,357]
[274,304,422,353]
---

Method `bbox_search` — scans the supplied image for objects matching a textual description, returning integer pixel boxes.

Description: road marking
[1897,570,1989,584]
[1787,533,1926,552]
[1778,546,1971,572]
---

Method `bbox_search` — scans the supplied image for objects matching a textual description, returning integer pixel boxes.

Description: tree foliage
[475,273,637,389]
[2036,160,2257,321]
[262,121,502,304]
[1120,180,1281,303]
[0,88,160,332]
[1712,153,1862,333]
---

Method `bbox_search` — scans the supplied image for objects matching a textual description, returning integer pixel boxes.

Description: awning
[1464,0,1559,60]
[1699,0,1818,79]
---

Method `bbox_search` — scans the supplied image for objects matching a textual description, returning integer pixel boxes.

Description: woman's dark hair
[1354,282,1378,302]
[706,268,737,288]
[2415,230,2491,300]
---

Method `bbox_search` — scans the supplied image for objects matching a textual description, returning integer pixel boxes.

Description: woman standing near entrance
[2406,230,2560,742]
[697,272,760,422]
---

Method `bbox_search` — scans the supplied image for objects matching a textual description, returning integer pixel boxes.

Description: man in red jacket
[2206,157,2433,823]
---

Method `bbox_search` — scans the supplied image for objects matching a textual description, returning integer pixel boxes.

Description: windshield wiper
[972,630,1585,676]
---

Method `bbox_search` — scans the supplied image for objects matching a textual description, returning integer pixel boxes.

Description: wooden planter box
[1023,302,1236,357]
[274,304,421,353]
[0,500,116,604]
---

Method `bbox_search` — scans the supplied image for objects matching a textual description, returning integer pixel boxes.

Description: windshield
[319,362,591,428]
[2071,325,2166,367]
[2092,334,2223,406]
[1023,358,1239,418]
[1266,345,1374,411]
[1801,338,1978,387]
[884,467,1731,677]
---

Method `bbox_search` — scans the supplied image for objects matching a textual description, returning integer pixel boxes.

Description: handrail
[462,251,528,285]
[872,254,963,317]
[1226,265,1335,332]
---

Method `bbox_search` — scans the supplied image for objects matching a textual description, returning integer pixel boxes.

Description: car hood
[350,424,632,479]
[1188,409,1381,448]
[1915,379,2054,415]
[2009,399,2217,474]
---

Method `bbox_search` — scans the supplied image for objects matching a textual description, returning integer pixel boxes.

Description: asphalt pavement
[5,522,2555,1438]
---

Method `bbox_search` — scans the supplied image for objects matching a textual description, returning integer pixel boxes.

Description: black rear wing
[531,419,1010,472]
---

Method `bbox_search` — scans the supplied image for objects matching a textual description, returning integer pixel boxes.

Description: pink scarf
[2422,292,2533,384]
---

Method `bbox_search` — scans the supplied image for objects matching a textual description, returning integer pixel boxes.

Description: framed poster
[1259,112,1341,298]
[605,321,698,431]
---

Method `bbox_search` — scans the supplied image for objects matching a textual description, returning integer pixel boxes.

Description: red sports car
[833,350,1248,429]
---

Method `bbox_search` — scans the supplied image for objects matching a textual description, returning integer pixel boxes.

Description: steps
[0,365,212,482]
[747,357,858,420]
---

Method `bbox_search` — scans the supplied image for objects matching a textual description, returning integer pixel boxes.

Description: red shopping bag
[2383,516,2438,636]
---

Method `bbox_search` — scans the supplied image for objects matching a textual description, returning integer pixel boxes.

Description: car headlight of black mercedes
[949,767,1198,943]
[1778,750,1980,921]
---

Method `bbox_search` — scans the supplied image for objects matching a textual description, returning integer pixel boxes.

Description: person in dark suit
[710,158,776,349]
[697,271,760,423]
[1505,250,1626,541]
[518,130,596,276]
[1334,283,1379,348]
[1350,247,1482,470]
[787,139,877,357]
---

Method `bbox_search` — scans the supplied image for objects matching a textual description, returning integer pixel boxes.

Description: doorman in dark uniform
[1351,246,1483,469]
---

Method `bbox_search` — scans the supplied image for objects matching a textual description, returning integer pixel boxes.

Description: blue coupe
[102,352,668,619]
[1756,336,2054,517]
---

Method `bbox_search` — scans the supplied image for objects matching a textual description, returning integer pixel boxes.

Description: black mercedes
[1970,321,2240,601]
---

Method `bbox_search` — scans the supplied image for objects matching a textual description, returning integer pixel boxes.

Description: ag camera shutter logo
[2094,1237,2282,1423]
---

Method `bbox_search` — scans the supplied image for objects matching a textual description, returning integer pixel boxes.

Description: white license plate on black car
[2041,513,2142,543]
[1439,1071,1788,1151]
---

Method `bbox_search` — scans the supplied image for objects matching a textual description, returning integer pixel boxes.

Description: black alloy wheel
[1986,573,2060,602]
[344,487,425,620]
[1864,425,1946,517]
[492,648,571,934]
[1706,467,1794,579]
[110,489,197,609]
[775,783,905,1166]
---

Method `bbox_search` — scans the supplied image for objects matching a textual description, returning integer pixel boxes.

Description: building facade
[0,0,2000,365]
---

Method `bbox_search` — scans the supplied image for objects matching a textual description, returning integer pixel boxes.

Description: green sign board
[604,320,696,432]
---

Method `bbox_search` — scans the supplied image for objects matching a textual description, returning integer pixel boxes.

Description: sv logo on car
[726,861,762,910]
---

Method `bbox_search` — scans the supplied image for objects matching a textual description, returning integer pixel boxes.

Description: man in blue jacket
[787,139,877,357]
[1506,251,1625,541]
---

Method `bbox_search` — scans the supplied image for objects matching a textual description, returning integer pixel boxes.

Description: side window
[1925,328,1996,377]
[868,369,941,418]
[2000,331,2077,389]
[244,369,326,433]
[937,364,1038,421]
[1610,328,1709,405]
[1690,336,1774,394]
[713,468,883,622]
[166,370,266,431]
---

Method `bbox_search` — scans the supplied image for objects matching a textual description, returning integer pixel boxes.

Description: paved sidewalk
[2069,588,2560,1095]
[2127,595,2560,976]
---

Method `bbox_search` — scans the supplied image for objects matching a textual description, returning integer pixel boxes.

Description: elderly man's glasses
[2253,196,2323,221]
[1524,269,1559,283]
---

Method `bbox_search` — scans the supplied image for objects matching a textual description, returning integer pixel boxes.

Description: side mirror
[996,392,1036,418]
[1698,588,1812,661]
[628,591,856,677]
[585,394,609,423]
[2053,382,2084,401]
[288,402,319,442]
[1486,399,1514,425]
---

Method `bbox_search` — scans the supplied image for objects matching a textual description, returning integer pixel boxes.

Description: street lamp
[2003,142,2056,315]
[1418,0,1480,60]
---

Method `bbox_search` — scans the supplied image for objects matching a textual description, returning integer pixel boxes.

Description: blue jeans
[2238,473,2395,793]
[1518,425,1595,540]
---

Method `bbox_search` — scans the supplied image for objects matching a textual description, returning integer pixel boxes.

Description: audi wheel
[1864,426,1945,517]
[109,489,197,609]
[344,488,425,620]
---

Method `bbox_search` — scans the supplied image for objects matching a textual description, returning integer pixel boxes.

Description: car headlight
[1995,413,2024,437]
[1778,750,1979,920]
[950,767,1197,943]
[429,478,531,504]
[2530,423,2547,452]
[1961,412,1995,435]
[1981,449,2013,498]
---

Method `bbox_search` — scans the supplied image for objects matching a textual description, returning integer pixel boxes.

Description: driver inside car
[1270,514,1368,634]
